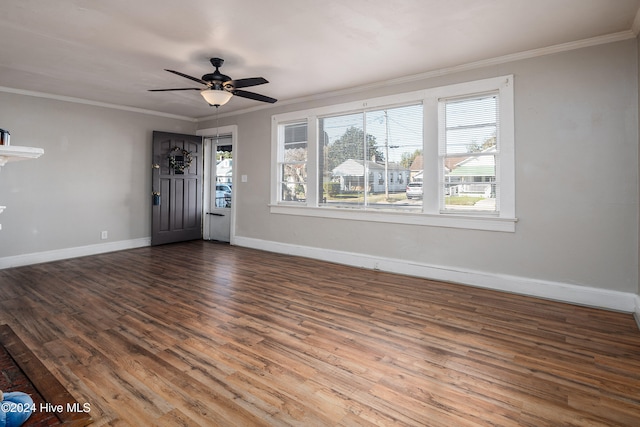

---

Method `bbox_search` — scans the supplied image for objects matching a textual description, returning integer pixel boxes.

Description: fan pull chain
[215,105,220,140]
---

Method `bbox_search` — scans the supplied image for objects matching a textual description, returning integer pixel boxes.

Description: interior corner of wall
[635,294,640,331]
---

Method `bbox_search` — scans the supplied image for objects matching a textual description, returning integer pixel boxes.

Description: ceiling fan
[149,57,277,107]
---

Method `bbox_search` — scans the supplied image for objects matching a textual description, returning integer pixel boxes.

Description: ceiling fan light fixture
[201,89,233,106]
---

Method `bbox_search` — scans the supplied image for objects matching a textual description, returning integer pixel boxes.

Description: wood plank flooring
[0,240,639,426]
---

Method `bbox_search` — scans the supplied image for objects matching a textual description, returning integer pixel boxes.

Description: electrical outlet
[101,231,108,240]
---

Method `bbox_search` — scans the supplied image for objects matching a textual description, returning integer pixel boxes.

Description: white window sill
[269,204,517,232]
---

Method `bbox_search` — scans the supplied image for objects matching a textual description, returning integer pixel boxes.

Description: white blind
[279,122,308,202]
[441,93,499,213]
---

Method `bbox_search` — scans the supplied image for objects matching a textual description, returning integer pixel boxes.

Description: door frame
[198,125,238,244]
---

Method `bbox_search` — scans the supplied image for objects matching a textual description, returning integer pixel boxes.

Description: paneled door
[151,131,203,246]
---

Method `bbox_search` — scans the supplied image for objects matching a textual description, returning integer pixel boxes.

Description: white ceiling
[1,0,640,119]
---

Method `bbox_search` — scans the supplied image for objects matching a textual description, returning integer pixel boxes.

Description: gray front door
[151,131,203,246]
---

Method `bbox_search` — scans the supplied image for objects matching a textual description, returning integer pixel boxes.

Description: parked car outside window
[215,184,232,207]
[216,184,232,194]
[406,182,423,199]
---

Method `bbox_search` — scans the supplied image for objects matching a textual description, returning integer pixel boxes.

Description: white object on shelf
[0,145,44,167]
[0,206,5,214]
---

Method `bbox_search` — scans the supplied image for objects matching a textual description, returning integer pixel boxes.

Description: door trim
[199,125,238,244]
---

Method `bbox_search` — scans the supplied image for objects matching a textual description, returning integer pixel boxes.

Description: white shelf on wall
[0,145,44,231]
[0,145,44,167]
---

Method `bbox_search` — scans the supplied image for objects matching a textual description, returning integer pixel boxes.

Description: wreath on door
[168,147,193,173]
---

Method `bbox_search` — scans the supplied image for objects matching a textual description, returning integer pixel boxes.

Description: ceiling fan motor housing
[202,58,233,89]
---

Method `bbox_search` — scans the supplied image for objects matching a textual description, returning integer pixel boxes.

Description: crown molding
[2,29,636,123]
[398,30,637,83]
[0,86,198,122]
[197,30,637,123]
[633,7,640,35]
[308,31,637,99]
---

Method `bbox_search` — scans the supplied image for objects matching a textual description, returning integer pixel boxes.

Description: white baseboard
[0,238,151,269]
[2,236,636,319]
[234,236,638,314]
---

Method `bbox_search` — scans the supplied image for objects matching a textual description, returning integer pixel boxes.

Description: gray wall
[0,38,637,303]
[202,39,639,296]
[0,93,196,257]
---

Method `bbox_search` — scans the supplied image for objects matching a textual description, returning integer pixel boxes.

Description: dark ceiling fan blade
[165,69,209,86]
[233,89,277,104]
[230,77,268,89]
[148,88,201,92]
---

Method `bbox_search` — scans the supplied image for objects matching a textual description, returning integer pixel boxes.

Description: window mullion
[423,96,440,214]
[363,112,368,208]
[307,116,318,207]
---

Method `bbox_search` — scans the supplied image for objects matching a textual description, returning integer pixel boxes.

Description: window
[277,122,308,202]
[271,75,515,232]
[318,104,423,209]
[440,94,498,213]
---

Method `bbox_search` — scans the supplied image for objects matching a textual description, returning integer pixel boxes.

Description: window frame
[270,75,516,232]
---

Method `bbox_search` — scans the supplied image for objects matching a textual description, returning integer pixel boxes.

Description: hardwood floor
[0,240,639,426]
